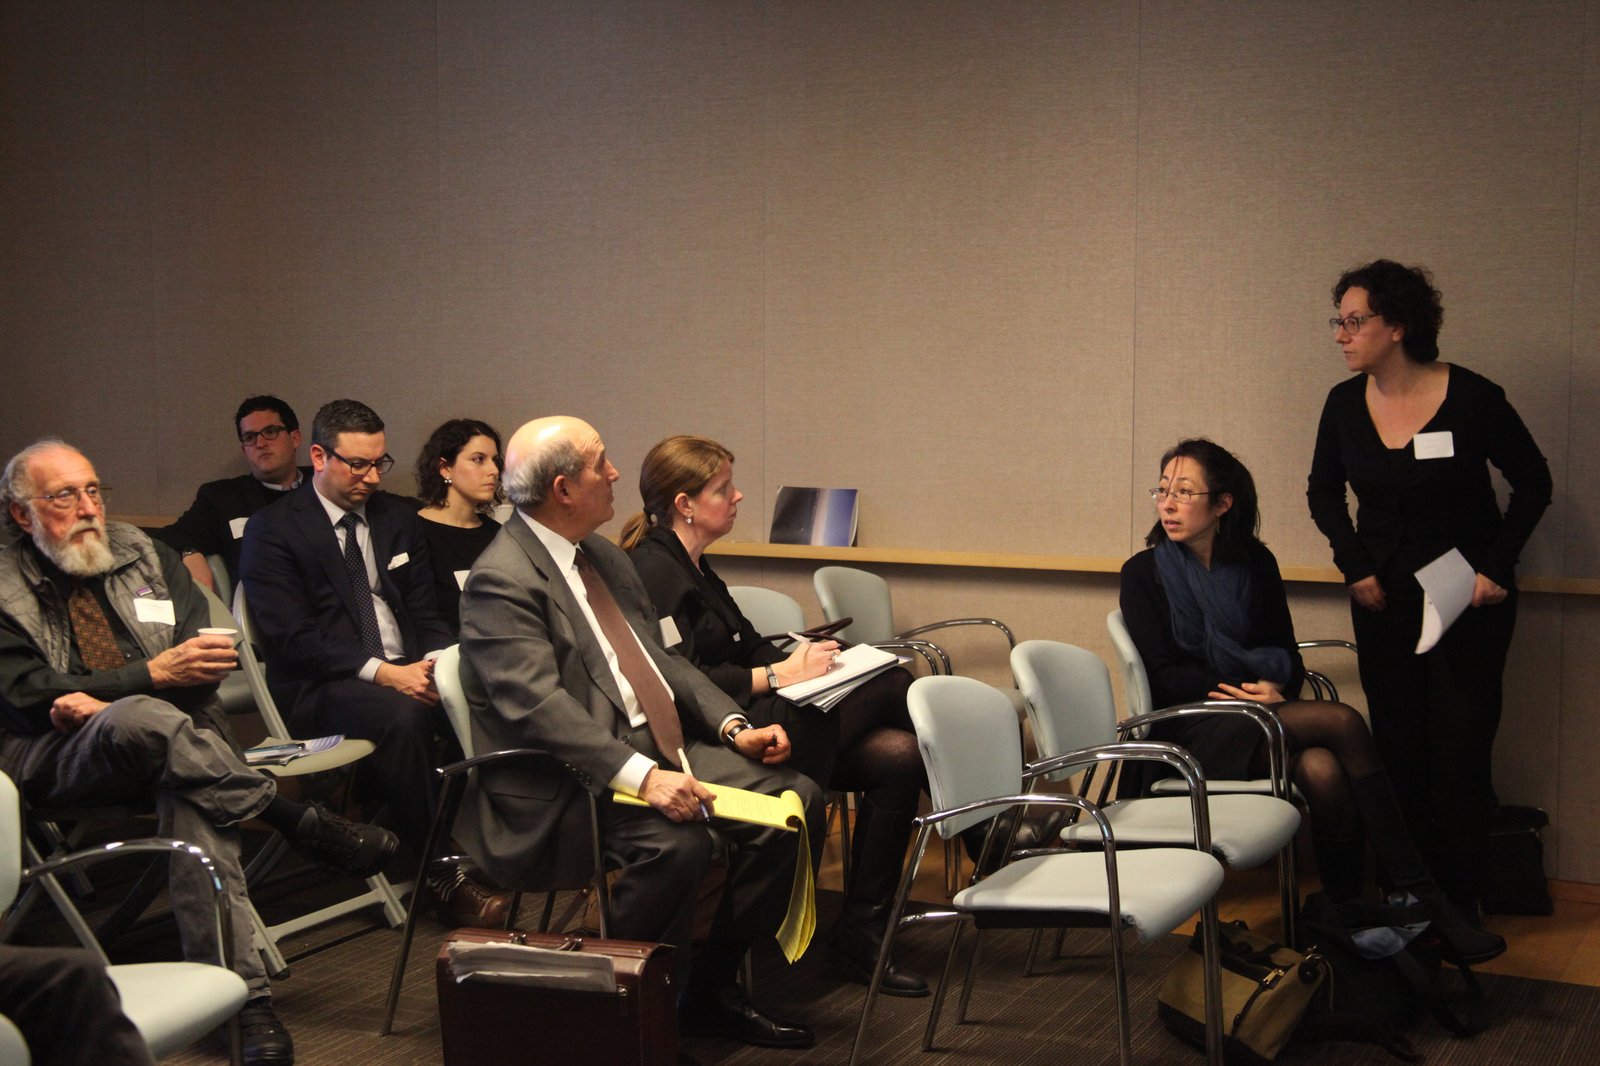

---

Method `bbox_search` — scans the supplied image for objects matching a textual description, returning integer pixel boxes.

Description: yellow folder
[615,784,815,962]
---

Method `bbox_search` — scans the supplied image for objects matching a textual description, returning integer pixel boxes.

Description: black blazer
[626,526,784,709]
[239,485,451,707]
[152,467,313,582]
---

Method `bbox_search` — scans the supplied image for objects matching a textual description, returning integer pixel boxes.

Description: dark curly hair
[414,418,504,510]
[1333,259,1443,363]
[1144,438,1262,566]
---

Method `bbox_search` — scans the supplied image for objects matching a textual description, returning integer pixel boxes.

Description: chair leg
[381,777,464,1036]
[923,918,966,1050]
[538,891,556,932]
[1023,927,1043,977]
[1052,926,1067,960]
[1108,922,1132,1066]
[1278,843,1299,944]
[1198,900,1225,1066]
[955,926,985,1024]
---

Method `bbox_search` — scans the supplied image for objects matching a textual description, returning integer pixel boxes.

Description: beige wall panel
[1568,0,1600,579]
[760,4,1141,557]
[142,3,443,508]
[1132,1,1581,575]
[1558,599,1600,881]
[435,2,771,530]
[0,5,162,490]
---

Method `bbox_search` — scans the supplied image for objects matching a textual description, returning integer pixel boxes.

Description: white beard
[33,516,115,577]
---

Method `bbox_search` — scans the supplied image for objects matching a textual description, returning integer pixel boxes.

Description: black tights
[1250,700,1390,901]
[828,667,926,911]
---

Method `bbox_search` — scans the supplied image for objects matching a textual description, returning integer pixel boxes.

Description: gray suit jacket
[455,516,741,888]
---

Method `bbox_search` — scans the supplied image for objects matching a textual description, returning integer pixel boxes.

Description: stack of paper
[243,734,345,766]
[777,644,901,709]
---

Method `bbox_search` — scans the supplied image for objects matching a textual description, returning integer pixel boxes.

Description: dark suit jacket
[152,466,313,582]
[455,516,744,888]
[238,486,451,710]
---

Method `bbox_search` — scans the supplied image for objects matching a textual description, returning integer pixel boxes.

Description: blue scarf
[1153,539,1293,688]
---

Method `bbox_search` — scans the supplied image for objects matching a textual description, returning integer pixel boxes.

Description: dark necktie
[574,547,684,768]
[68,583,128,671]
[338,511,386,660]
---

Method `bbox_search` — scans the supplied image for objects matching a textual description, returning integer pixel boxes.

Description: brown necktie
[573,548,684,769]
[68,583,128,671]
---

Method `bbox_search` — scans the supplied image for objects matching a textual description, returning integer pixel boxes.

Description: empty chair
[813,565,1016,677]
[850,675,1225,1066]
[1,773,248,1064]
[1011,639,1301,938]
[726,585,806,645]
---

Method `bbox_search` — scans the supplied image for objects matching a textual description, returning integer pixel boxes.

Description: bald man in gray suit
[455,416,823,1050]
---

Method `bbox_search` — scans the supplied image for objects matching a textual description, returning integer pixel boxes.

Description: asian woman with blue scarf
[1119,438,1504,965]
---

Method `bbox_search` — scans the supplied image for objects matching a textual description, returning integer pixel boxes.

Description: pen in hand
[678,746,712,822]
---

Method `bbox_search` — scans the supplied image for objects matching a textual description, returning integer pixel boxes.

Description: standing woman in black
[1308,260,1552,913]
[621,435,928,997]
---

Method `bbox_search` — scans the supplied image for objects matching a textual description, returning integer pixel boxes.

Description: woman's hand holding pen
[775,638,840,686]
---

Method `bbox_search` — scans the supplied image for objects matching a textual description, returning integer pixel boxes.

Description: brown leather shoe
[427,866,513,929]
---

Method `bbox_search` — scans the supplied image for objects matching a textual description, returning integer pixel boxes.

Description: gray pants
[1,696,275,998]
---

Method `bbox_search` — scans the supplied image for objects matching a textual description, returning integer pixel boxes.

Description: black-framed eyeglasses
[1149,487,1211,505]
[326,448,394,476]
[1328,313,1380,334]
[239,425,289,446]
[28,485,112,512]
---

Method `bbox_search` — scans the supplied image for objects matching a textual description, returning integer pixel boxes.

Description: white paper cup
[198,627,238,640]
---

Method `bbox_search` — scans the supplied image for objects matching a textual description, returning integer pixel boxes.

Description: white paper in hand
[1414,548,1476,654]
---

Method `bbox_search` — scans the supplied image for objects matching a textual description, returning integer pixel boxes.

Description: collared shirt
[518,512,673,796]
[313,487,405,680]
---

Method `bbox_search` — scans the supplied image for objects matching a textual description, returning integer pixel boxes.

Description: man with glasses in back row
[239,399,511,927]
[154,395,312,592]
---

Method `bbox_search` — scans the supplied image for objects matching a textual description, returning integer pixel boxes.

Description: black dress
[416,514,501,637]
[1306,364,1552,899]
[1118,543,1305,783]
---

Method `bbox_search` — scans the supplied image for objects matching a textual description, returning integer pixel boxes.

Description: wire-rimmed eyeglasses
[1149,487,1211,505]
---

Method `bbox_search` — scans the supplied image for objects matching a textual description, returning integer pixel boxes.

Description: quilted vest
[0,522,176,672]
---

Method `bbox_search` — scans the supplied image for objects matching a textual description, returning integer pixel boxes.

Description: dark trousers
[0,946,156,1066]
[1349,579,1516,901]
[599,725,824,997]
[292,678,444,854]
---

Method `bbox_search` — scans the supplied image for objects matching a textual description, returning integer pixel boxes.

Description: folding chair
[849,675,1226,1066]
[229,584,405,976]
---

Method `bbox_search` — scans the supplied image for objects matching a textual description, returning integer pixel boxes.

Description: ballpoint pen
[678,746,711,821]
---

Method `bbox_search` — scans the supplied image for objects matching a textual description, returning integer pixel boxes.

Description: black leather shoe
[827,920,929,997]
[238,1000,295,1065]
[291,803,398,877]
[680,991,814,1049]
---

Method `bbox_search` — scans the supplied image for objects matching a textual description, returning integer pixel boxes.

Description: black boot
[1309,832,1367,903]
[1350,771,1506,965]
[827,903,929,997]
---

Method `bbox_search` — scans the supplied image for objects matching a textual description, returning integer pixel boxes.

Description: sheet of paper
[1414,548,1476,654]
[615,784,814,961]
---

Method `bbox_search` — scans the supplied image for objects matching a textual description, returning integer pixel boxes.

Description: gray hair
[504,436,585,509]
[2,438,75,535]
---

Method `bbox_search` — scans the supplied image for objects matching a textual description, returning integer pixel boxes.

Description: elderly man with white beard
[0,439,399,1066]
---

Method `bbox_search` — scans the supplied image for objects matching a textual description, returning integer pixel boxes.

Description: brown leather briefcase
[436,928,678,1065]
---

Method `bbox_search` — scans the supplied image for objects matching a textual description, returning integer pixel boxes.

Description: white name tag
[133,598,176,626]
[454,569,470,590]
[659,616,683,647]
[229,517,248,539]
[1413,431,1454,460]
[386,552,409,570]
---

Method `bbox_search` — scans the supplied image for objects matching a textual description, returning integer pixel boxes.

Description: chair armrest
[1297,639,1357,654]
[1024,740,1213,853]
[899,617,1017,652]
[22,838,236,971]
[1115,699,1291,798]
[1297,640,1355,703]
[871,640,948,675]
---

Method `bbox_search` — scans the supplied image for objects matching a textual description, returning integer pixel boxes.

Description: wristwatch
[764,665,778,690]
[725,720,753,746]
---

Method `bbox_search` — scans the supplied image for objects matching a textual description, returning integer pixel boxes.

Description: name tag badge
[454,569,470,590]
[386,552,410,571]
[659,616,683,647]
[1413,431,1455,460]
[133,598,176,626]
[229,517,248,539]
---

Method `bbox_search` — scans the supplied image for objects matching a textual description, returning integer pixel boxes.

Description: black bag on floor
[1296,892,1488,1062]
[1483,805,1554,916]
